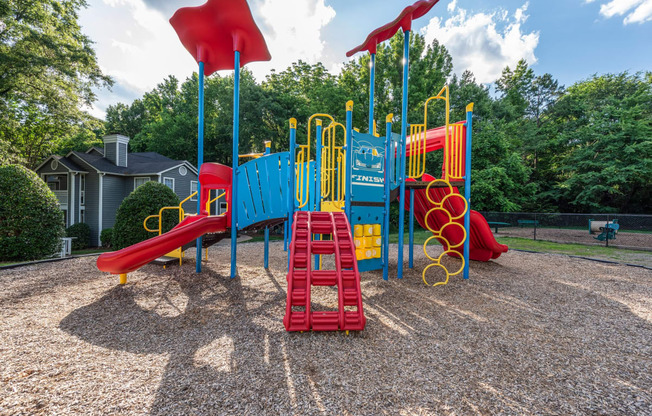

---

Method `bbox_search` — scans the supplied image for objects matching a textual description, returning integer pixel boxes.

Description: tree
[0,0,112,167]
[550,72,652,213]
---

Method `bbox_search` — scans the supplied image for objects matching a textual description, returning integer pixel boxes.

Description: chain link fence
[478,212,652,251]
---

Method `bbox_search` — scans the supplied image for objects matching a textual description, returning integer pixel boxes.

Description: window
[179,166,187,176]
[79,175,85,206]
[190,181,198,201]
[50,159,58,170]
[44,174,67,191]
[62,210,68,227]
[163,177,175,192]
[79,208,85,224]
[134,177,150,189]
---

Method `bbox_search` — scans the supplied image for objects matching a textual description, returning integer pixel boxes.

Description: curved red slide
[97,215,228,274]
[406,173,508,261]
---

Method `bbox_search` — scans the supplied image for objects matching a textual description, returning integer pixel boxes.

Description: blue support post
[369,53,376,134]
[463,104,474,279]
[230,51,240,279]
[345,101,353,225]
[283,221,288,251]
[409,188,415,269]
[264,141,270,269]
[383,114,393,281]
[196,61,205,273]
[397,30,410,279]
[314,121,323,270]
[288,118,297,267]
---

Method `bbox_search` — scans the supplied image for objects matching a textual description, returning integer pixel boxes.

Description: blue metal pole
[345,101,353,224]
[264,142,270,269]
[283,221,288,251]
[288,118,297,267]
[383,114,393,281]
[314,121,323,270]
[397,30,410,279]
[196,61,205,273]
[369,53,376,134]
[409,188,414,269]
[463,104,474,279]
[230,51,240,279]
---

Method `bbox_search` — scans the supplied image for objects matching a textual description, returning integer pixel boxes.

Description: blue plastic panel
[237,152,291,229]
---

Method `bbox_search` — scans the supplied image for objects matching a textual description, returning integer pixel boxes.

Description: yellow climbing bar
[408,85,449,179]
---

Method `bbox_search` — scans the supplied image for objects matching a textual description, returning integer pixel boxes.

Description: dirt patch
[1,242,650,415]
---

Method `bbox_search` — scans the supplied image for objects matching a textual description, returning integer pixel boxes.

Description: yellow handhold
[119,273,127,285]
[346,100,353,111]
[385,113,393,123]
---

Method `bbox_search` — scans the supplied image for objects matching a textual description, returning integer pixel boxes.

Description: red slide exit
[406,173,508,261]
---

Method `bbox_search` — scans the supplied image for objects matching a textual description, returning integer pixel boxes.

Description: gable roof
[85,146,104,156]
[69,151,196,175]
[34,155,88,173]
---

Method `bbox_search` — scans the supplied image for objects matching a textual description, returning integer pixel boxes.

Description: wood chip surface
[1,241,650,415]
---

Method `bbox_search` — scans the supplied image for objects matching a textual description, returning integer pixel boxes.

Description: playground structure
[96,0,508,332]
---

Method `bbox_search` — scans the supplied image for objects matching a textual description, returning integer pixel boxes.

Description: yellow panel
[354,238,363,248]
[372,224,381,236]
[354,224,363,237]
[373,236,382,247]
[364,237,374,248]
[356,249,365,260]
[364,224,374,236]
[321,201,344,212]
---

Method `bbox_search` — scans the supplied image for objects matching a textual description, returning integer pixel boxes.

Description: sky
[79,0,652,119]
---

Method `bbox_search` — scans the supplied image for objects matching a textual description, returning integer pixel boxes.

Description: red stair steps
[283,211,366,332]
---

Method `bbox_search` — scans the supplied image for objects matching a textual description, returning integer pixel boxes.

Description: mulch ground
[1,241,650,415]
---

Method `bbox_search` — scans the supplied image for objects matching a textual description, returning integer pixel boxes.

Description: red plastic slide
[97,215,228,274]
[406,173,508,261]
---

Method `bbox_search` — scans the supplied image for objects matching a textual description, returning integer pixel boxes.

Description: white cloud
[421,2,539,84]
[586,0,652,24]
[81,0,336,118]
[251,0,335,79]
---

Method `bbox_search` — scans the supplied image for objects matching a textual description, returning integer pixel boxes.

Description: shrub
[66,223,91,250]
[100,228,113,248]
[113,181,180,249]
[0,165,65,261]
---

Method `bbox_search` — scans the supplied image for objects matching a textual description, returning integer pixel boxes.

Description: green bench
[487,221,511,233]
[517,219,539,227]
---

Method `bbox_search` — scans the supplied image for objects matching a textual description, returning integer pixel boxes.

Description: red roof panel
[170,0,271,76]
[346,0,440,57]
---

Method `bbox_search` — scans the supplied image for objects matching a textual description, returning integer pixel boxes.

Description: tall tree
[551,72,652,213]
[0,0,112,167]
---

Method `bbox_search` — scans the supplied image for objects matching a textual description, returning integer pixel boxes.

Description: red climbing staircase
[284,211,366,332]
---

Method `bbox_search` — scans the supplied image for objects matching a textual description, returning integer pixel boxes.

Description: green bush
[113,181,180,249]
[65,223,91,250]
[0,165,65,261]
[100,228,113,248]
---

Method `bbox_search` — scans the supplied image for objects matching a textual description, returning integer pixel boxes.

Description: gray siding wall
[37,161,71,225]
[160,165,198,215]
[105,143,117,166]
[69,155,100,245]
[102,175,130,232]
[118,143,127,167]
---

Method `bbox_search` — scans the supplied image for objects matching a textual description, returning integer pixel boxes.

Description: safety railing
[143,191,197,235]
[446,122,465,182]
[321,121,346,205]
[408,85,449,179]
[296,113,338,209]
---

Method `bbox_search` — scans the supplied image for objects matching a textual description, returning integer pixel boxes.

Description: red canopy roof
[170,0,271,76]
[346,0,440,57]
